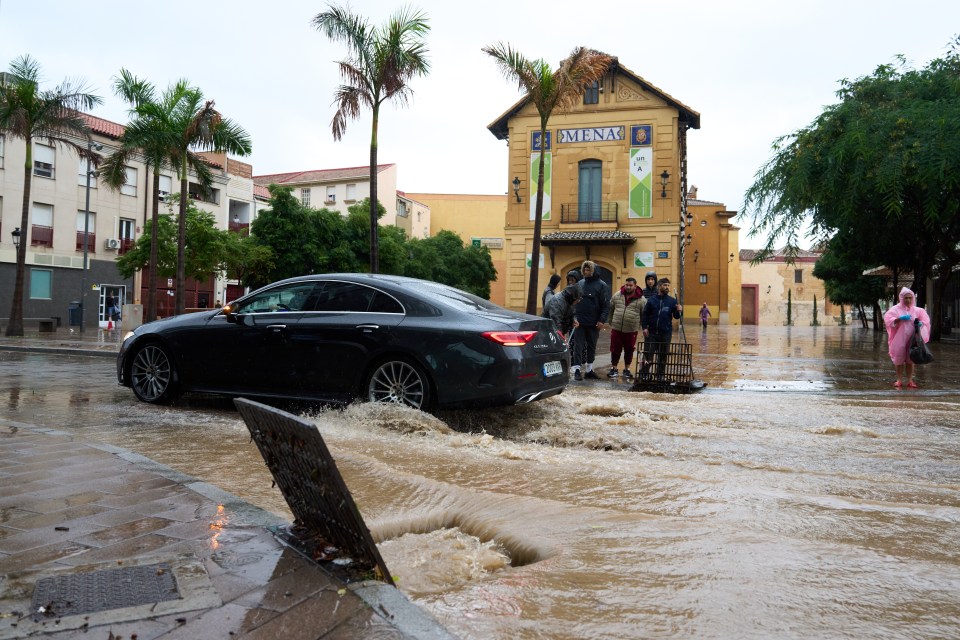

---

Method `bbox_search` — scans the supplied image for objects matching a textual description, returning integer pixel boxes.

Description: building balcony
[75,231,97,252]
[229,220,250,235]
[31,225,53,248]
[119,238,135,255]
[559,202,619,224]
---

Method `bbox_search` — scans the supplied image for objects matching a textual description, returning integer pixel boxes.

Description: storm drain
[31,563,179,621]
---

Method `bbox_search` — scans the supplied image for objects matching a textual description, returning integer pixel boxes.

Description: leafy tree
[403,231,497,298]
[0,55,102,336]
[812,232,887,328]
[101,72,251,315]
[743,39,960,338]
[116,200,237,282]
[313,3,431,274]
[483,45,612,314]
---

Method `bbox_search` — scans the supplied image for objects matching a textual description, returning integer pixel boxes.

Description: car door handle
[266,324,287,333]
[356,324,380,332]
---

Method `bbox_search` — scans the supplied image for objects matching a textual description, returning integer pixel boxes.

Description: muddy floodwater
[2,325,960,639]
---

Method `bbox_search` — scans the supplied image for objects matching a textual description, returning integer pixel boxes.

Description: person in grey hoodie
[541,273,562,313]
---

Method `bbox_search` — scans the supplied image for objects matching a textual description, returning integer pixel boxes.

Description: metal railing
[559,202,619,223]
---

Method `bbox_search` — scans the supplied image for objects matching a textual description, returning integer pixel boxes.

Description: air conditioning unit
[105,238,121,250]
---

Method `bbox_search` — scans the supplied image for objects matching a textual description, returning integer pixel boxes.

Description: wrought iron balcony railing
[559,202,618,224]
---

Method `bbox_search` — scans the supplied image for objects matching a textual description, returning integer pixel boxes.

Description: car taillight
[482,330,537,346]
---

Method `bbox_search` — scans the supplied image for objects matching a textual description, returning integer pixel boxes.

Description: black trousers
[573,325,599,367]
[641,331,672,380]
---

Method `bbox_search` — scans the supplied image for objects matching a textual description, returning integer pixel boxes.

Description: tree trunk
[175,173,188,315]
[5,158,32,337]
[146,170,160,322]
[526,128,548,316]
[369,109,380,274]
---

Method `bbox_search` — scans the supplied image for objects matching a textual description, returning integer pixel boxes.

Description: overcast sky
[2,0,957,248]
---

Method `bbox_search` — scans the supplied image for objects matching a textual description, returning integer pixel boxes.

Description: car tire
[129,342,180,404]
[365,357,432,411]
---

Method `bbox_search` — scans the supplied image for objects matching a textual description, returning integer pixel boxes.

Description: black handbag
[909,321,933,365]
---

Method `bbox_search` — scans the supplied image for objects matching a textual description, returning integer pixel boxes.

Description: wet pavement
[0,327,454,639]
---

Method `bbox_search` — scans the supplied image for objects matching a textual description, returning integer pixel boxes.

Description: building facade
[739,248,841,326]
[487,56,739,320]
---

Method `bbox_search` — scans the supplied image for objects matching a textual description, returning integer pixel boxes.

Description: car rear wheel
[366,358,431,410]
[130,343,179,404]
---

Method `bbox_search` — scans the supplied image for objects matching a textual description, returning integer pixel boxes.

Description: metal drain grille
[31,563,179,621]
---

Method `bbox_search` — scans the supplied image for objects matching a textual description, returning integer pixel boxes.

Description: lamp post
[78,140,102,333]
[660,170,670,198]
[11,227,21,249]
[512,176,521,203]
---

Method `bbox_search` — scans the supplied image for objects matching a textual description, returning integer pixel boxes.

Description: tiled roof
[79,113,125,139]
[688,198,725,206]
[739,247,821,262]
[541,230,636,244]
[253,184,271,199]
[253,164,395,186]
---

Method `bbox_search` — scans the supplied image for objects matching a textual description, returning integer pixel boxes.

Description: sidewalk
[0,421,455,639]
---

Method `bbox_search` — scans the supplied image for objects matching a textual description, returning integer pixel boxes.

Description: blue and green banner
[629,147,652,218]
[530,152,552,221]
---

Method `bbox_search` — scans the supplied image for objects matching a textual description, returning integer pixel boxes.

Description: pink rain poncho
[883,287,931,365]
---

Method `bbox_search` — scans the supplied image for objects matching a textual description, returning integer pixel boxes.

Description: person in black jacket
[572,260,610,381]
[544,284,581,338]
[541,273,562,313]
[640,278,683,381]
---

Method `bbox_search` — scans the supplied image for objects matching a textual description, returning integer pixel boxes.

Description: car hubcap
[369,361,425,409]
[131,345,171,401]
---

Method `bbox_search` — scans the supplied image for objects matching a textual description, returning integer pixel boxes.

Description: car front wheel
[366,358,431,411]
[129,343,179,404]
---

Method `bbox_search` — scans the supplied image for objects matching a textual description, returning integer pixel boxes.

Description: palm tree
[313,3,430,273]
[100,73,251,316]
[483,45,612,315]
[0,55,102,336]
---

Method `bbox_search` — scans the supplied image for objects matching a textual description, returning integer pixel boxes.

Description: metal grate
[31,563,179,621]
[631,339,705,393]
[235,398,393,585]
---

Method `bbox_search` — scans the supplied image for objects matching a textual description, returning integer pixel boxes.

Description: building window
[121,166,137,196]
[119,218,135,254]
[158,174,173,201]
[77,158,97,187]
[29,268,53,300]
[76,210,96,252]
[795,269,803,284]
[699,274,708,284]
[326,186,336,203]
[300,188,310,207]
[188,181,220,205]
[346,183,356,201]
[31,202,54,247]
[583,81,599,105]
[578,159,602,221]
[397,201,408,217]
[34,143,55,178]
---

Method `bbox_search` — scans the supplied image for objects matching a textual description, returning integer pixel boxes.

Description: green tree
[483,44,612,314]
[0,55,102,336]
[101,72,251,316]
[313,4,430,275]
[743,39,960,338]
[812,232,887,328]
[116,200,237,282]
[404,231,497,298]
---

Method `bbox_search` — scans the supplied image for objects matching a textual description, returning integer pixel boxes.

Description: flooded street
[2,325,960,639]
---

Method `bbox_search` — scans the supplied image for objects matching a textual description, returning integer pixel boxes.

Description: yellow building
[404,193,508,306]
[738,248,840,325]
[487,55,739,322]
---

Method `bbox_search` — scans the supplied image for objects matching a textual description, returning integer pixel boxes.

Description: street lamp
[693,249,699,262]
[512,176,521,203]
[10,227,21,248]
[660,170,670,198]
[79,140,103,333]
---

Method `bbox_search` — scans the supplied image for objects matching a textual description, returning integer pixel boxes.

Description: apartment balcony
[229,220,250,236]
[31,225,53,248]
[559,202,619,225]
[75,231,97,252]
[119,238,135,255]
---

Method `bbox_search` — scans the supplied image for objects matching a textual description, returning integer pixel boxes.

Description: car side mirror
[222,304,238,324]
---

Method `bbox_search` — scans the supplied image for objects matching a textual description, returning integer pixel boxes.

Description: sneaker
[584,370,599,380]
[607,367,619,378]
[907,380,919,389]
[574,369,583,381]
[893,380,902,389]
[622,369,634,381]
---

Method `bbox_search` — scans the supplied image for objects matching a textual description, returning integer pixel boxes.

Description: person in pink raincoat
[882,287,931,389]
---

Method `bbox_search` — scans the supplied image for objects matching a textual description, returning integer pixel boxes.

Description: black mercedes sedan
[117,274,570,411]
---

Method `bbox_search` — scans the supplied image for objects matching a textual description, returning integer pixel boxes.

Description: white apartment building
[253,164,431,239]
[0,114,259,329]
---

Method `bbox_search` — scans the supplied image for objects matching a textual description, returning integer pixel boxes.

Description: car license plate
[543,361,563,377]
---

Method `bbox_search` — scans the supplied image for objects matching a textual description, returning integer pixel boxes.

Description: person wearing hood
[572,260,610,380]
[566,269,582,287]
[607,277,644,380]
[640,277,683,381]
[544,284,581,338]
[883,287,931,389]
[641,271,658,300]
[541,273,562,313]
